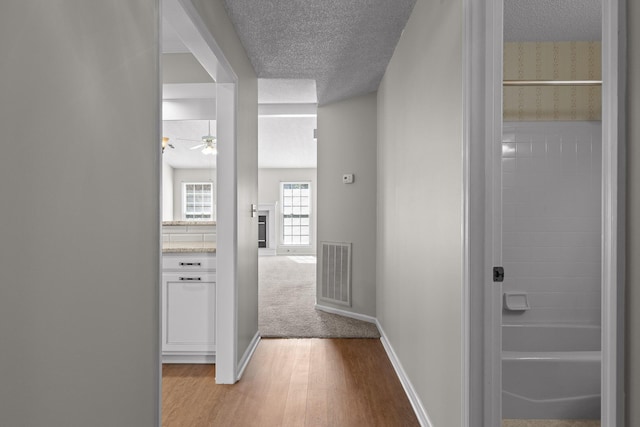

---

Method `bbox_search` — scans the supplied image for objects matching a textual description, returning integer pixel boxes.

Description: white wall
[317,93,377,317]
[501,122,601,326]
[0,1,159,426]
[376,0,463,424]
[627,0,640,423]
[172,168,216,220]
[258,168,317,255]
[163,159,175,221]
[192,0,259,367]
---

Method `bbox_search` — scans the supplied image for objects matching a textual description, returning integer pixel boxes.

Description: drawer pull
[179,277,202,281]
[179,262,202,267]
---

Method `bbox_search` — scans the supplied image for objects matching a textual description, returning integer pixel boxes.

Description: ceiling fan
[175,120,217,155]
[161,137,174,153]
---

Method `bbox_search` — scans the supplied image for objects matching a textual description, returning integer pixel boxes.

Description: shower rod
[503,80,602,86]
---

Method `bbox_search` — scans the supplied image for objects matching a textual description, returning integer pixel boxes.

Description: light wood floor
[162,338,420,427]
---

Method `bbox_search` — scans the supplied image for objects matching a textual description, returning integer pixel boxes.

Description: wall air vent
[318,242,351,307]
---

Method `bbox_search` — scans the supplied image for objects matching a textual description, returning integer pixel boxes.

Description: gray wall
[0,1,159,426]
[258,168,317,255]
[376,0,463,424]
[627,0,639,423]
[317,94,377,317]
[192,0,259,366]
[162,52,214,84]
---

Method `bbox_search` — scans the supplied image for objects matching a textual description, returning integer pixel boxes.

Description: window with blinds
[183,182,213,221]
[281,182,311,245]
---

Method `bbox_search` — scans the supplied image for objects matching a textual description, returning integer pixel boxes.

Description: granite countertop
[163,221,216,226]
[162,242,217,253]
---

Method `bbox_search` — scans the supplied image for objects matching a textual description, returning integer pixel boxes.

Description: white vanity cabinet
[161,253,216,363]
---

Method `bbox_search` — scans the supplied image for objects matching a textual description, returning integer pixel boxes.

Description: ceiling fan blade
[190,144,206,150]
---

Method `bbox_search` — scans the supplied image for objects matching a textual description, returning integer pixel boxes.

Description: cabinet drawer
[162,254,216,271]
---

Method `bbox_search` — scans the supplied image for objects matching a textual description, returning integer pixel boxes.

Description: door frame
[162,0,239,384]
[465,0,625,425]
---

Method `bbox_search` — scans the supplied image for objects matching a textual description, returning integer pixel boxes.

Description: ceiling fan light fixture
[201,145,217,155]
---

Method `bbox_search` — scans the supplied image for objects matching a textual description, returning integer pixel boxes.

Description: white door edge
[162,0,239,385]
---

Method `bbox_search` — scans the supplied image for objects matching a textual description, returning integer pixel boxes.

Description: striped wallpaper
[504,42,602,121]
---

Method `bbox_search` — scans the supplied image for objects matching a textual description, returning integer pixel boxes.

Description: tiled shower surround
[502,121,602,326]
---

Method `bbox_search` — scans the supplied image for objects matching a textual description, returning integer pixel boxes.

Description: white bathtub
[502,324,601,420]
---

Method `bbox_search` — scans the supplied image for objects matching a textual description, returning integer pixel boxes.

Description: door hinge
[493,266,504,282]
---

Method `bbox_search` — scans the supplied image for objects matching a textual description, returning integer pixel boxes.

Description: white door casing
[162,0,239,385]
[466,0,624,426]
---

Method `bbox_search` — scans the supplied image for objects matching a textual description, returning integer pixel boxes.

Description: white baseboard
[162,354,216,364]
[376,320,433,427]
[236,331,261,381]
[314,303,377,324]
[259,248,277,256]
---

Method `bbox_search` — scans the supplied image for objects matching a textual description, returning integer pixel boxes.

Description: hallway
[162,339,418,426]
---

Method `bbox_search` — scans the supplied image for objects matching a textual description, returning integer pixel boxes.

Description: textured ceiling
[504,0,601,42]
[223,0,417,105]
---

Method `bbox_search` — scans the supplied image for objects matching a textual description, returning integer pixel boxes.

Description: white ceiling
[257,79,318,169]
[163,120,218,169]
[258,79,317,104]
[162,17,318,170]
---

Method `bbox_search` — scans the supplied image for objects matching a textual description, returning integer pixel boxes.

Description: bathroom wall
[502,121,601,326]
[504,42,601,121]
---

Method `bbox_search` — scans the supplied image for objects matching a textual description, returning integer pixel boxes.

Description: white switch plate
[342,173,354,184]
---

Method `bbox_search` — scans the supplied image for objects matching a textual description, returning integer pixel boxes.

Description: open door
[479,0,623,425]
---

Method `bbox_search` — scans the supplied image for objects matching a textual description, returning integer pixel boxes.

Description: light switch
[251,204,258,217]
[342,173,354,184]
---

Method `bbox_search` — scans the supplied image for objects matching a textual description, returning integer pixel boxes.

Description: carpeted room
[258,256,379,338]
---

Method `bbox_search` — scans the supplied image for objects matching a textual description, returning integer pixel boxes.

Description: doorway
[468,0,624,425]
[256,81,321,337]
[161,0,238,384]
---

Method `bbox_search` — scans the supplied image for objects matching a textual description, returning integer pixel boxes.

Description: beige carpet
[258,256,380,338]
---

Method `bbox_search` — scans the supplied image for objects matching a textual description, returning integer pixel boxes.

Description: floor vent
[318,242,351,307]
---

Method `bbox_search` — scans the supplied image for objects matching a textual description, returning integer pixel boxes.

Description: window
[183,182,213,221]
[281,182,311,245]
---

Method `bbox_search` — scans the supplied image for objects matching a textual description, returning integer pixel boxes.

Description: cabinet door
[162,273,215,353]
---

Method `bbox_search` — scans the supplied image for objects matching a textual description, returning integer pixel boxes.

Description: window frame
[280,181,312,247]
[182,181,214,221]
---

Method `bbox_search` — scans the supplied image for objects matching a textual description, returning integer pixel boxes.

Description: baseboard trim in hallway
[377,320,433,427]
[314,303,378,324]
